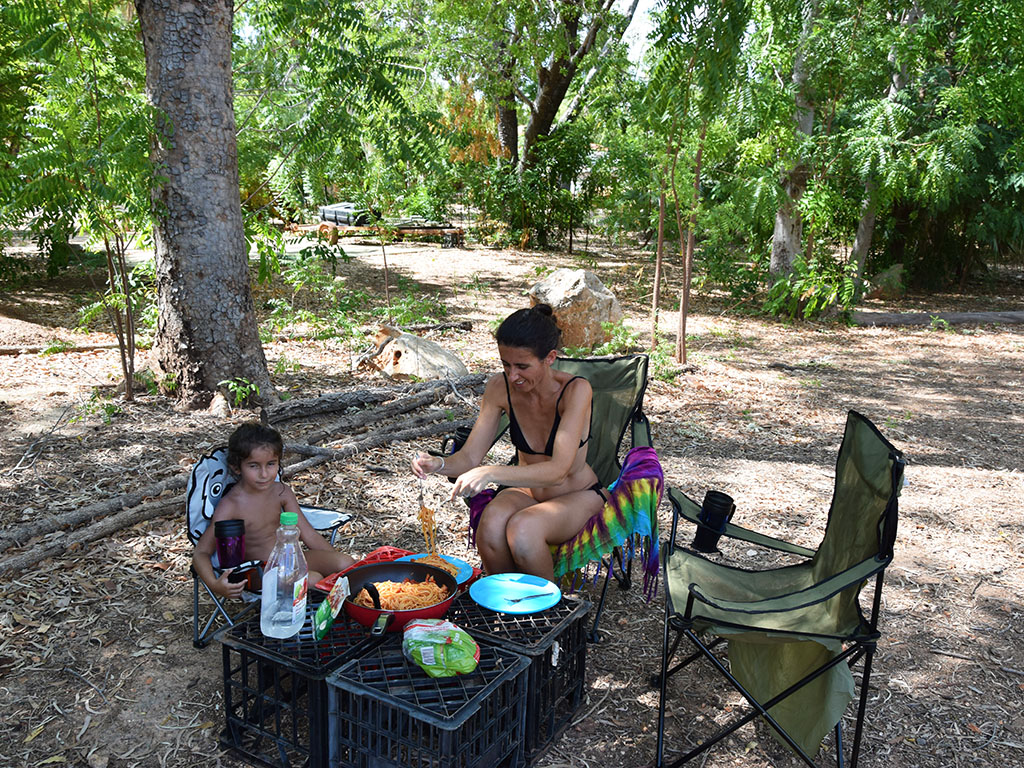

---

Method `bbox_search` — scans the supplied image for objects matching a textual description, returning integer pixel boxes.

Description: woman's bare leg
[476,489,534,574]
[505,490,606,581]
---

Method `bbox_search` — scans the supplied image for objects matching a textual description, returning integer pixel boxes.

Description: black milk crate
[326,637,530,768]
[448,594,591,765]
[217,599,375,768]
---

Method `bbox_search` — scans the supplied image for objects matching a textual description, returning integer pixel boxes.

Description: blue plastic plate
[394,553,475,585]
[469,573,561,614]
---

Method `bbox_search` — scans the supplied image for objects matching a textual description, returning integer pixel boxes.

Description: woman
[411,304,606,580]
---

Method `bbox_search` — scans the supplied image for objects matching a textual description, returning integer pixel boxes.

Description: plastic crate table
[447,594,591,765]
[217,598,376,768]
[326,637,529,768]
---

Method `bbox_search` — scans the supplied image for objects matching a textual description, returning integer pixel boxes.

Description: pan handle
[363,582,382,610]
[371,612,394,636]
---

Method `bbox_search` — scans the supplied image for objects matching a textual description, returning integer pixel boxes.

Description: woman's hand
[450,466,493,501]
[411,451,445,479]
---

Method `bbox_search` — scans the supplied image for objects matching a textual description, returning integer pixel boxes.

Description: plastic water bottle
[260,511,308,639]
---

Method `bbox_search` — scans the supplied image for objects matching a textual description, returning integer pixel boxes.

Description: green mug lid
[280,511,298,526]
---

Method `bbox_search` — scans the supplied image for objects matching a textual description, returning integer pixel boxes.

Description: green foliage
[40,340,73,356]
[763,255,860,320]
[76,256,158,341]
[72,389,122,424]
[0,1,153,270]
[218,378,261,408]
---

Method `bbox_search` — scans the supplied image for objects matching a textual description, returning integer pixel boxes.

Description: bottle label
[292,575,308,624]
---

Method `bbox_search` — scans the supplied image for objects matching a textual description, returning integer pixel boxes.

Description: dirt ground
[0,239,1022,768]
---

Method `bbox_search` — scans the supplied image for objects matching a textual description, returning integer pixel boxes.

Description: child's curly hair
[227,422,283,473]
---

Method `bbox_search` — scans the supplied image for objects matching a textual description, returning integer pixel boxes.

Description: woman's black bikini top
[503,374,592,457]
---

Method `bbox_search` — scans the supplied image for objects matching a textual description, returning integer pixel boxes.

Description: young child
[192,423,355,600]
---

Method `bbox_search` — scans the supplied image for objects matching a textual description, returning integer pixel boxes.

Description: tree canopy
[1,0,1022,399]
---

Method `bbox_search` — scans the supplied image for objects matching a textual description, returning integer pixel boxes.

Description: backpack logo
[186,447,235,544]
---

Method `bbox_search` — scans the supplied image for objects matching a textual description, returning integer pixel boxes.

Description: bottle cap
[280,511,299,526]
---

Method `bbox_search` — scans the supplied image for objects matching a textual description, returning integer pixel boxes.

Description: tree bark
[497,90,519,164]
[770,0,818,277]
[135,0,273,407]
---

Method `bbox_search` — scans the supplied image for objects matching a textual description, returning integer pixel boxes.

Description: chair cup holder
[691,491,735,553]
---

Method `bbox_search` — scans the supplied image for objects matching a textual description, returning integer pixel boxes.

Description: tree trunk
[518,0,616,173]
[497,91,518,165]
[849,1,921,292]
[135,0,273,407]
[770,0,818,277]
[674,124,706,365]
[651,180,667,351]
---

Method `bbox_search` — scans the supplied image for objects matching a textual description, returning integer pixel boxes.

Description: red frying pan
[342,561,458,635]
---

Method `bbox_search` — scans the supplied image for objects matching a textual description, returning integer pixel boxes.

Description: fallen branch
[265,374,487,423]
[0,496,181,577]
[0,342,122,356]
[852,310,1024,327]
[283,413,473,476]
[301,386,476,445]
[0,476,187,554]
[403,320,473,333]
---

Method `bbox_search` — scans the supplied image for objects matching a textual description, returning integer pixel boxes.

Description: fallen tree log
[0,496,181,577]
[403,320,473,333]
[0,476,188,554]
[283,412,473,476]
[265,373,487,423]
[0,412,472,573]
[300,387,477,445]
[852,310,1024,327]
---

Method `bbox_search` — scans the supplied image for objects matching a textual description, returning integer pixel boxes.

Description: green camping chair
[655,410,905,768]
[462,354,662,641]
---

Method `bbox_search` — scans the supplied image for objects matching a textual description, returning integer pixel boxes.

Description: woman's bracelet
[436,456,446,473]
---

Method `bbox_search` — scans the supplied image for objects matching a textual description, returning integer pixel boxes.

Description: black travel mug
[691,491,735,553]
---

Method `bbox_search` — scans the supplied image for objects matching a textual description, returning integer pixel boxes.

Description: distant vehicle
[318,202,372,227]
[316,203,465,248]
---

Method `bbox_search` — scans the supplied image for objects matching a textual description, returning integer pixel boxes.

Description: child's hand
[215,569,247,600]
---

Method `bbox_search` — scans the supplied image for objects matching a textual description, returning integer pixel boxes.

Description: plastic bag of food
[402,619,480,678]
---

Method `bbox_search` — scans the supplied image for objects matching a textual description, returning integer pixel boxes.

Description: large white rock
[527,268,623,349]
[376,326,469,380]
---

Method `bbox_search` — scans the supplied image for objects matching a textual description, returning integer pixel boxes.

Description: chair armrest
[300,505,353,546]
[686,555,890,616]
[631,413,653,449]
[668,487,816,559]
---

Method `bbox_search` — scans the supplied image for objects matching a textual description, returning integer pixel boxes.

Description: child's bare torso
[216,481,292,562]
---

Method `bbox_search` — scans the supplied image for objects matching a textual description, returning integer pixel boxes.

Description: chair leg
[663,628,865,768]
[655,605,677,768]
[587,561,615,643]
[848,642,877,768]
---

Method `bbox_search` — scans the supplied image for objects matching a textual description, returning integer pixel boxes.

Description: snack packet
[402,619,480,678]
[312,575,350,640]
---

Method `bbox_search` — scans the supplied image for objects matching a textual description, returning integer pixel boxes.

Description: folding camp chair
[462,354,663,642]
[655,410,905,768]
[186,447,352,648]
